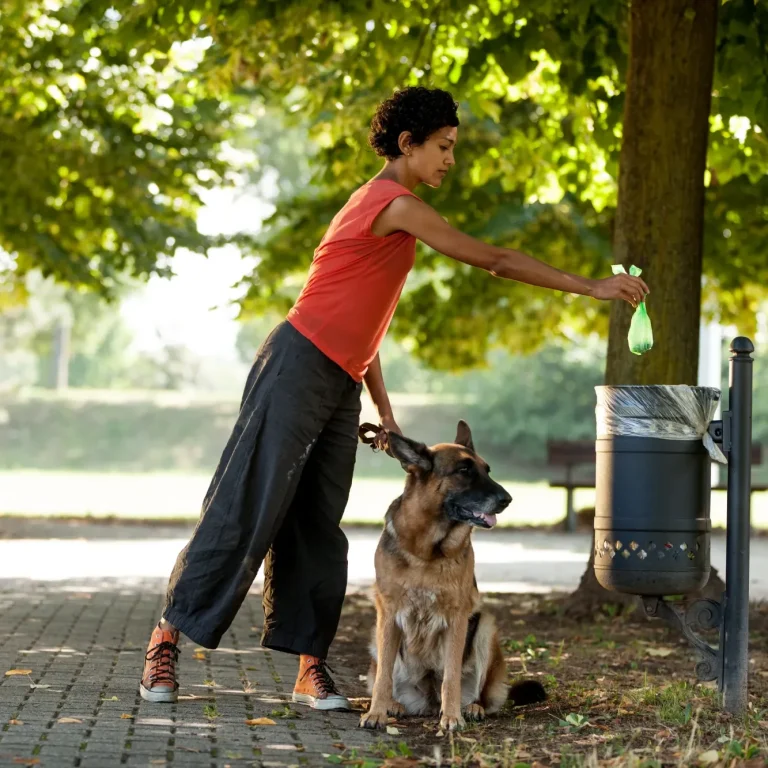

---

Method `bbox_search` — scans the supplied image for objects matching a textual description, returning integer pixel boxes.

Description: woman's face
[403,126,458,188]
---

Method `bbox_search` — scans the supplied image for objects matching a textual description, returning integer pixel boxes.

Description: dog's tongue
[479,513,497,528]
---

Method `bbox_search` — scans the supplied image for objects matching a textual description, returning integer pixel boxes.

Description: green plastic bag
[612,264,653,356]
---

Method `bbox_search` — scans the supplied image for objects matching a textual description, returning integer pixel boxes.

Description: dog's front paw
[388,700,406,717]
[464,703,485,722]
[439,712,466,732]
[359,710,389,730]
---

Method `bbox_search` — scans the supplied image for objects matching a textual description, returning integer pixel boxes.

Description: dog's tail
[508,679,547,707]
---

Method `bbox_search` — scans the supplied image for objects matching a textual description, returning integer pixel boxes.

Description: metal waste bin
[593,385,724,596]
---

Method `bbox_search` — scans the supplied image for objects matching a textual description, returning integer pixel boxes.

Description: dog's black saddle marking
[462,612,481,663]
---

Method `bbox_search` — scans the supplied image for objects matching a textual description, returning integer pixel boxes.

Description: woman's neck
[371,160,420,191]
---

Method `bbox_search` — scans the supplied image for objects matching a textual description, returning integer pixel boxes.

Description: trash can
[593,385,725,596]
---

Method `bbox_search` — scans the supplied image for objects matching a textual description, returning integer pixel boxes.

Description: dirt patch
[331,591,768,767]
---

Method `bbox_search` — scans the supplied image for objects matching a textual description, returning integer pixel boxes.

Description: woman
[140,86,648,710]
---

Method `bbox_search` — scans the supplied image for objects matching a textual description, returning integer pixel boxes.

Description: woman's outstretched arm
[375,196,649,307]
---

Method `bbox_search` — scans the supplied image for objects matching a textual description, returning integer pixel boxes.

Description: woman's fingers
[625,275,650,296]
[622,275,649,305]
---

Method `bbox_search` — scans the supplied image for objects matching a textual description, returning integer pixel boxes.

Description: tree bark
[569,0,720,612]
[606,0,718,386]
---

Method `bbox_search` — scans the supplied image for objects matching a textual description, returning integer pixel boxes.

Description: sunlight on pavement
[0,530,591,593]
[2,526,767,595]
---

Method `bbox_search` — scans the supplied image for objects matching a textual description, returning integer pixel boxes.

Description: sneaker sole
[140,683,178,704]
[292,692,351,711]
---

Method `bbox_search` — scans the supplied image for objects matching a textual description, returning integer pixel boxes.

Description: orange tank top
[286,179,419,381]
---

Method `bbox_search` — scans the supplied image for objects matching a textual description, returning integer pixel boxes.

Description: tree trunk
[51,316,71,390]
[605,0,718,386]
[568,0,721,613]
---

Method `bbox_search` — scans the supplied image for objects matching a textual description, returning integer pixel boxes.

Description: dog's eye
[456,465,473,476]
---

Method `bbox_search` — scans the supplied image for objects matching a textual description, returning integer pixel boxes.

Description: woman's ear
[397,130,414,156]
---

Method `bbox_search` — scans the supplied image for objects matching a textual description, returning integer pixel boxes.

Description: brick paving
[0,578,388,768]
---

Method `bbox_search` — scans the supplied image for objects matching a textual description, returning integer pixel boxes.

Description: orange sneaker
[139,623,180,703]
[292,655,351,711]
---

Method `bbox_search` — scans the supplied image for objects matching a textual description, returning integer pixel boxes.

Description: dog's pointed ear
[388,432,432,474]
[455,420,475,452]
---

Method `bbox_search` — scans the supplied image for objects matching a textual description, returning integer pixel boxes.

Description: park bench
[547,439,767,532]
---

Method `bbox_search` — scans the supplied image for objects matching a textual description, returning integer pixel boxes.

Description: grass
[0,388,513,476]
[0,470,574,525]
[1,469,767,529]
[326,592,768,768]
[2,388,767,527]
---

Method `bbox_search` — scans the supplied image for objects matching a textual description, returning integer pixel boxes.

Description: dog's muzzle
[446,491,512,529]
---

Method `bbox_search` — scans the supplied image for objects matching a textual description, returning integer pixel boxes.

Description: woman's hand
[589,274,650,308]
[375,414,402,452]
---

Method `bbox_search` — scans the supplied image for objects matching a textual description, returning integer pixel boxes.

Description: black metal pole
[721,336,754,714]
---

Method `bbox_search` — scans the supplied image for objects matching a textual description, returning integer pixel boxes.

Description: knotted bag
[612,264,653,356]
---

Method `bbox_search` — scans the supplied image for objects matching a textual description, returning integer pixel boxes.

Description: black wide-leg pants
[163,321,362,656]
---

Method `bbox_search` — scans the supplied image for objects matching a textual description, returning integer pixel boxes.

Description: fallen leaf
[436,729,445,737]
[245,717,276,726]
[698,750,720,765]
[8,719,24,725]
[4,670,33,676]
[150,761,166,766]
[57,717,83,724]
[192,652,206,660]
[646,647,675,657]
[29,684,50,689]
[386,725,400,735]
[120,714,134,719]
[101,696,119,701]
[12,759,41,766]
[332,742,345,749]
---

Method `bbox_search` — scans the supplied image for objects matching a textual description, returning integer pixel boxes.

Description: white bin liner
[595,385,726,464]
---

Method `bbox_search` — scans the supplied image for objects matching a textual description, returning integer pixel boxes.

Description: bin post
[721,337,754,714]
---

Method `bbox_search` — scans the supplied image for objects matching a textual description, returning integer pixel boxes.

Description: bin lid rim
[595,384,721,393]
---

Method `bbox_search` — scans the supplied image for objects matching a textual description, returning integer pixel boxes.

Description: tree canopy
[0,0,234,301]
[181,0,768,368]
[3,0,767,369]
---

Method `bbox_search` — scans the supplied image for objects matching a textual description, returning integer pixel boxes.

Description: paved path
[2,520,768,767]
[0,577,384,768]
[2,519,768,596]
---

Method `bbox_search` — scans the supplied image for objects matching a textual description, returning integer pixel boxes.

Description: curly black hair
[368,87,460,160]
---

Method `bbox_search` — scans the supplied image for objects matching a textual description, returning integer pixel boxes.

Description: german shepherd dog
[359,421,546,732]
